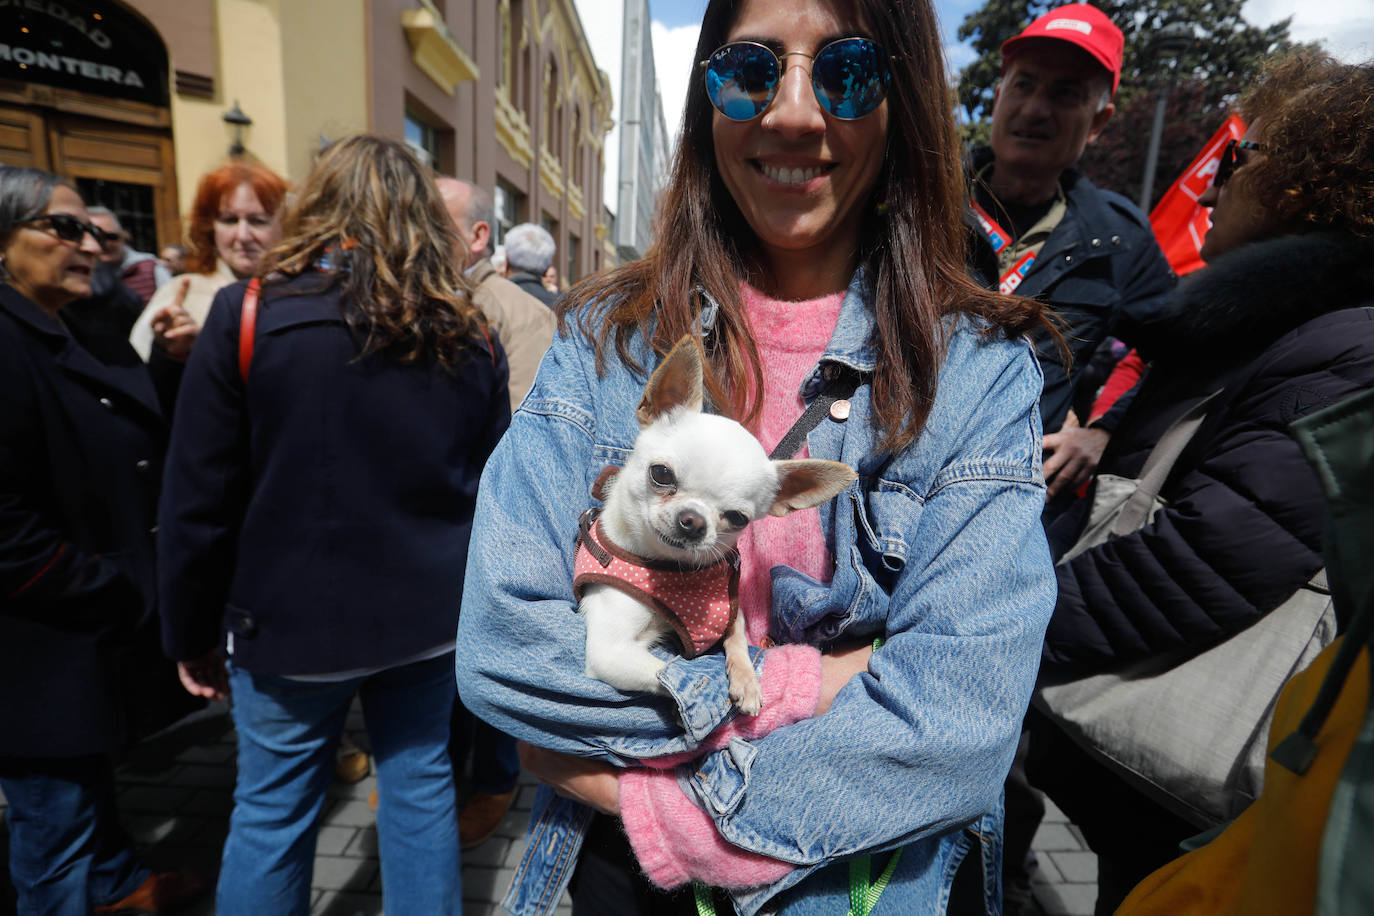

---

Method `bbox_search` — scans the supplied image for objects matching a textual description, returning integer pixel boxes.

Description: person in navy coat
[158,135,510,915]
[0,167,205,915]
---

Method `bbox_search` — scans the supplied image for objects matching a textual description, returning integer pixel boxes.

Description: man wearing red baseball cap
[967,4,1175,501]
[963,7,1178,915]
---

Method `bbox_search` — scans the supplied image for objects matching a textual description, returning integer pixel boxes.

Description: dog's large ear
[637,336,704,427]
[769,460,857,516]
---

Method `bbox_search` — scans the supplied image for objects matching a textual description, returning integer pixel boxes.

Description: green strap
[694,882,716,916]
[848,849,903,916]
[694,637,895,916]
[692,848,902,916]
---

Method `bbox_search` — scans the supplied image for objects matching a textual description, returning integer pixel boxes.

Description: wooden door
[0,104,52,170]
[46,115,180,249]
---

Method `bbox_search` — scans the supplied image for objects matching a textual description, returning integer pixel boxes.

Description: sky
[573,0,1374,215]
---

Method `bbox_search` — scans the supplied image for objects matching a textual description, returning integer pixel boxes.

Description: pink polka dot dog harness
[573,507,741,660]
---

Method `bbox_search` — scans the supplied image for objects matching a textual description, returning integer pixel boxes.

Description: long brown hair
[184,161,288,275]
[257,135,485,369]
[560,0,1051,453]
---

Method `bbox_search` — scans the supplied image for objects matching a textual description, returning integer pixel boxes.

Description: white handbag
[1035,392,1338,827]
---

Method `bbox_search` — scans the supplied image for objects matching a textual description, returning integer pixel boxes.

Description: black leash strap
[769,365,862,460]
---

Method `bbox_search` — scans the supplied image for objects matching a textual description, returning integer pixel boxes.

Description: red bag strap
[238,278,260,383]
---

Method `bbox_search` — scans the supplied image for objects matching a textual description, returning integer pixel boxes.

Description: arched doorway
[0,1,177,252]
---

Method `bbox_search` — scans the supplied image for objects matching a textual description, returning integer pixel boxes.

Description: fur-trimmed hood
[1138,231,1374,362]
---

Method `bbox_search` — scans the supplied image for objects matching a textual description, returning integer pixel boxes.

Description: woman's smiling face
[712,0,888,268]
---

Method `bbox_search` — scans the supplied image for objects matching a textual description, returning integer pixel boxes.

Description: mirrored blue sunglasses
[700,37,891,121]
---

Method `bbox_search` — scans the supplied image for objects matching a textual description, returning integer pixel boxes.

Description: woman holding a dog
[456,0,1058,913]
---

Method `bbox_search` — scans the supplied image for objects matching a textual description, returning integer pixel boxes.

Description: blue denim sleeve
[455,323,747,763]
[681,335,1058,864]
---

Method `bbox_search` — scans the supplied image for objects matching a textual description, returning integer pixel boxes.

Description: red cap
[1001,4,1124,93]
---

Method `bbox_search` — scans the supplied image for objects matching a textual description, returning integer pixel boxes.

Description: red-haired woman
[130,161,287,360]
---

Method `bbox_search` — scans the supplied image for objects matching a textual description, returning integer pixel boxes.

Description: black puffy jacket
[1042,231,1374,678]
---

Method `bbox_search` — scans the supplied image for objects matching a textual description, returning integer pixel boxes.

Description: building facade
[613,0,668,261]
[1,0,615,279]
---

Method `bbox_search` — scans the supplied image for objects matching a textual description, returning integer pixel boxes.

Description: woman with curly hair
[1029,51,1374,915]
[157,135,509,914]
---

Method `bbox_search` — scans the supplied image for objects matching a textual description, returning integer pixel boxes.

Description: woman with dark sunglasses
[0,167,208,913]
[1029,52,1374,914]
[455,0,1061,913]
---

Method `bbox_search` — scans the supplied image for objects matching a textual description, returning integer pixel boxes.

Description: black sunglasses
[14,213,113,246]
[700,37,891,121]
[1213,139,1263,188]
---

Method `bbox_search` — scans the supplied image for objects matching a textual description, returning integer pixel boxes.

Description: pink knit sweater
[619,284,844,889]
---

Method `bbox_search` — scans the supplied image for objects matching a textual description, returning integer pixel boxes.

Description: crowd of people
[1,0,1371,913]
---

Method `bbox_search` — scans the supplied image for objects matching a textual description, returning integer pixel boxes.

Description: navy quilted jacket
[158,273,510,674]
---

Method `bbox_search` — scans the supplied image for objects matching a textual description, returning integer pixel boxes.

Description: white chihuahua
[574,336,856,714]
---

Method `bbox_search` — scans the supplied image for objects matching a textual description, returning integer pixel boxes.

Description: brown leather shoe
[93,871,210,914]
[459,789,518,850]
[334,741,371,784]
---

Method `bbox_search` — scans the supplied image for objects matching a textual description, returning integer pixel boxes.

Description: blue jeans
[0,755,148,916]
[219,653,460,916]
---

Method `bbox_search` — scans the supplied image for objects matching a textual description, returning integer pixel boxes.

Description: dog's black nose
[676,509,706,539]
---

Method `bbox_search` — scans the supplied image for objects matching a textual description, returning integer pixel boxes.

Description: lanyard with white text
[969,199,1037,296]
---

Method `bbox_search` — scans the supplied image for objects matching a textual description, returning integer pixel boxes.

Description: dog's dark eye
[722,510,749,529]
[649,464,676,488]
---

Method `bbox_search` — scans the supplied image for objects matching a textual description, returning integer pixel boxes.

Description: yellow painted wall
[168,0,288,215]
[167,0,369,217]
[278,0,370,183]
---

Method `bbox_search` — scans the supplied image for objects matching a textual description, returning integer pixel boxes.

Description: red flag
[1148,115,1246,276]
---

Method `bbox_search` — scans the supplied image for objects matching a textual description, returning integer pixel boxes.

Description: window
[571,106,584,181]
[493,179,524,247]
[404,111,440,169]
[76,178,157,253]
[497,2,506,88]
[567,233,580,284]
[544,58,560,157]
[508,0,529,116]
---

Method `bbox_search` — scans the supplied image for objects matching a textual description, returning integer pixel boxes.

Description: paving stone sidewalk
[0,703,1098,915]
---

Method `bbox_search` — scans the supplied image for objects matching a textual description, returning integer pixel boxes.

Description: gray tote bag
[1035,393,1338,827]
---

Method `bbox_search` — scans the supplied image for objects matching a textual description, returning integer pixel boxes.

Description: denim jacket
[456,271,1056,916]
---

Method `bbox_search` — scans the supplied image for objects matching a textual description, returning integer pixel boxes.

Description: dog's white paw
[727,661,763,716]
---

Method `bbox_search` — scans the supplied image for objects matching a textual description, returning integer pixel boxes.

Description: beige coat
[467,258,555,411]
[130,259,238,361]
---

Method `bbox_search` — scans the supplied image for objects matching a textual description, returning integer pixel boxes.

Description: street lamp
[223,101,253,157]
[1138,22,1195,211]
